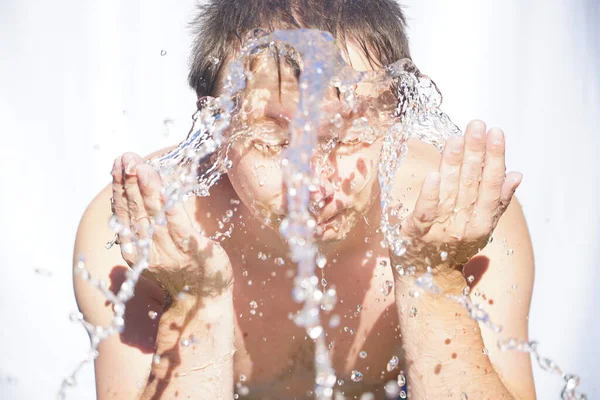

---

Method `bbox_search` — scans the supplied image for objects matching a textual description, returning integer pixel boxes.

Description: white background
[0,0,598,398]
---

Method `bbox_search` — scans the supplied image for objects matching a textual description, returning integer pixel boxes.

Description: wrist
[393,262,466,296]
[164,285,234,318]
[149,262,234,300]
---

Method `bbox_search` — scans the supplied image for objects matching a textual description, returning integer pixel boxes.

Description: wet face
[221,43,394,243]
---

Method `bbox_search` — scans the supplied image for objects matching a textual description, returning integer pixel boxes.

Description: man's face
[222,43,395,243]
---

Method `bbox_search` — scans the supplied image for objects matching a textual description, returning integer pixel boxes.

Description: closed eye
[340,137,363,146]
[253,139,289,153]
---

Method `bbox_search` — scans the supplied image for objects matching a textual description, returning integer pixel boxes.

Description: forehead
[223,41,395,140]
[221,40,378,90]
[238,41,381,105]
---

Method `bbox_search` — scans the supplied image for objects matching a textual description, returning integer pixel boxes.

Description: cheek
[227,145,284,213]
[336,146,381,197]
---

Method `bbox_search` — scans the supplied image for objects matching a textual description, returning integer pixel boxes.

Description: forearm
[394,273,513,399]
[141,291,235,400]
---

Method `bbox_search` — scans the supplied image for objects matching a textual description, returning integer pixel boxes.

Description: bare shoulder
[74,147,185,399]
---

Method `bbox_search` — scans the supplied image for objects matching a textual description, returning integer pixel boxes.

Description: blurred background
[0,0,598,398]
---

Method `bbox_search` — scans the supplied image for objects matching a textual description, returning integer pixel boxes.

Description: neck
[226,194,383,275]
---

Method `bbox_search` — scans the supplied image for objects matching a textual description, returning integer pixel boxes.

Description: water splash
[62,28,587,400]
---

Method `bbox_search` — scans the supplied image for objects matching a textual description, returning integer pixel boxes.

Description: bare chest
[229,258,404,399]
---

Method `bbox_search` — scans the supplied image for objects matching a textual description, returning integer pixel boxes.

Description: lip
[315,207,348,226]
[317,213,339,226]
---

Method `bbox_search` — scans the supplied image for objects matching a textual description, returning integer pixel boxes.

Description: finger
[438,135,464,215]
[404,172,440,237]
[474,128,507,221]
[499,171,522,211]
[455,120,487,211]
[136,163,165,217]
[136,163,181,254]
[111,156,130,234]
[122,152,150,239]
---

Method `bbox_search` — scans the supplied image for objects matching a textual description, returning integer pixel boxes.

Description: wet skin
[77,41,534,400]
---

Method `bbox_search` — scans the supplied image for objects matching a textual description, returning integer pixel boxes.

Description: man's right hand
[111,152,233,299]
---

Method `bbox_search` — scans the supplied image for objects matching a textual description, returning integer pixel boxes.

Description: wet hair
[188,0,411,98]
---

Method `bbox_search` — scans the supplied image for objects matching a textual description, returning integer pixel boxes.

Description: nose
[308,153,335,206]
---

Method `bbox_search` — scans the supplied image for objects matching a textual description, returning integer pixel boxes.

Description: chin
[314,212,359,244]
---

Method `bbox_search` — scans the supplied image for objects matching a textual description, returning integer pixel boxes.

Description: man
[74,1,535,398]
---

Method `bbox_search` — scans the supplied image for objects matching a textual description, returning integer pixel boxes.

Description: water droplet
[160,50,167,56]
[64,376,76,387]
[440,251,448,261]
[316,370,337,388]
[409,307,418,317]
[333,113,343,128]
[387,355,399,372]
[69,311,83,322]
[381,280,393,296]
[360,392,375,400]
[350,370,363,382]
[316,254,327,269]
[507,249,514,256]
[329,314,341,328]
[321,288,337,311]
[308,326,323,339]
[384,380,400,397]
[153,354,161,364]
[148,311,158,320]
[237,385,249,396]
[359,351,368,359]
[467,275,475,283]
[274,257,285,266]
[34,267,53,277]
[397,372,406,386]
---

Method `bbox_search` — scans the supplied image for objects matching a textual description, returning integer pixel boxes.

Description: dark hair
[188,0,411,98]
